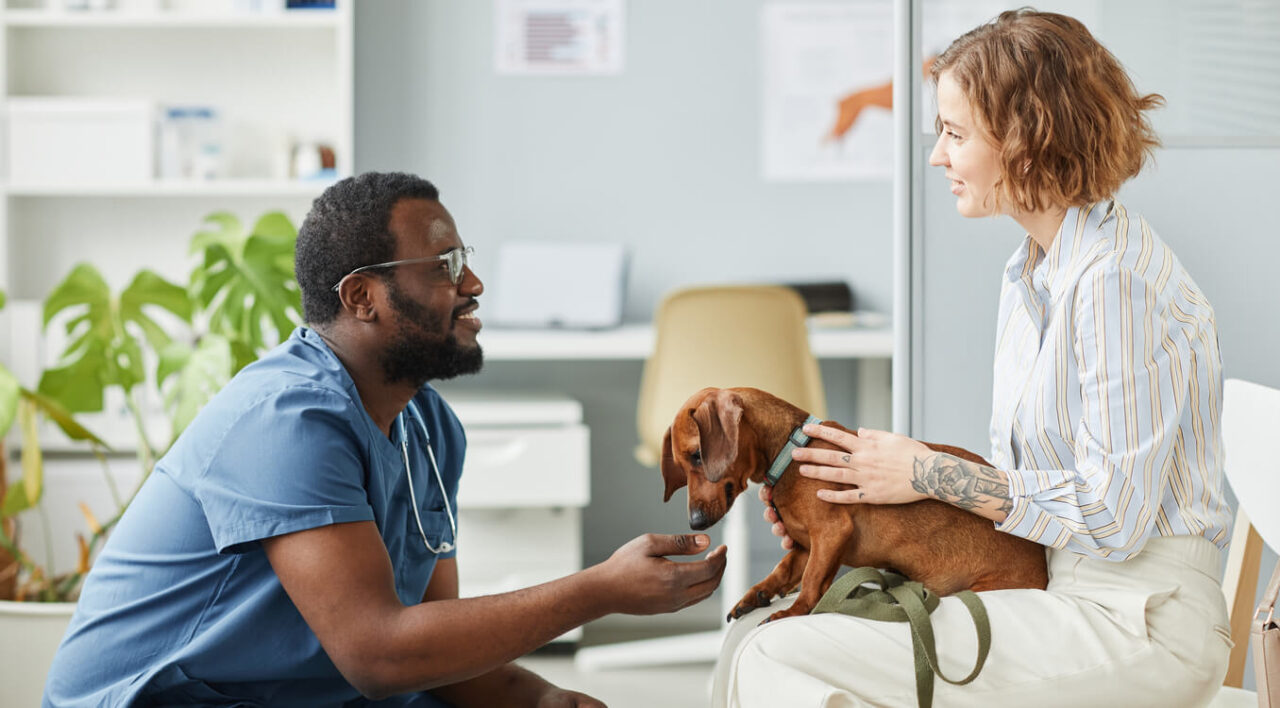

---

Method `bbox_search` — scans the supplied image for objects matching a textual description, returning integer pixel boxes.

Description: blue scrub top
[44,327,465,707]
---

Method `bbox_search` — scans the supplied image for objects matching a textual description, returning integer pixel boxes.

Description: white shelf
[4,179,337,197]
[3,9,339,28]
[476,321,894,361]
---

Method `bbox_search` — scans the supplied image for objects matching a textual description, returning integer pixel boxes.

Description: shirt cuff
[994,467,1045,541]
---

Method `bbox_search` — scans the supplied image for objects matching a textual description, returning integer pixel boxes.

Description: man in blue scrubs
[44,172,727,706]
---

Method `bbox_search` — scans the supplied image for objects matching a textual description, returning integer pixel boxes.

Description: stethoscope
[398,400,458,555]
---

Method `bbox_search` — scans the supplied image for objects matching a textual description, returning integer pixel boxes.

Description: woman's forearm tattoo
[910,453,1013,514]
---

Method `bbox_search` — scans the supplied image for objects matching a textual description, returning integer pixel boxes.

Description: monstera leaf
[37,264,192,414]
[157,334,235,437]
[189,211,302,358]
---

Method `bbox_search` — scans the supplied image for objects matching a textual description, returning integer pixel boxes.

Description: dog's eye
[689,450,702,466]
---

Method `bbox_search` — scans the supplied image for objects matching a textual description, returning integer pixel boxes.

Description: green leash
[811,568,992,708]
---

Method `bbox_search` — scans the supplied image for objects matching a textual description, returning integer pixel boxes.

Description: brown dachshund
[660,387,1048,623]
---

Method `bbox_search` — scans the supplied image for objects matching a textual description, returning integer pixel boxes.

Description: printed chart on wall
[761,1,894,182]
[495,0,626,75]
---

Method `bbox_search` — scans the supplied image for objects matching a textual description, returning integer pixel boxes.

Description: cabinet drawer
[455,508,582,594]
[457,425,589,508]
[455,508,583,642]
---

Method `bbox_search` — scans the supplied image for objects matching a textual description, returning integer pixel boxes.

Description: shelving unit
[0,0,354,575]
[0,1,353,314]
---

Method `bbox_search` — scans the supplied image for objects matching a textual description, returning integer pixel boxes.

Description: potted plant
[0,210,303,703]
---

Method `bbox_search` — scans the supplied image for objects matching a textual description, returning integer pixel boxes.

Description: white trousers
[712,535,1231,707]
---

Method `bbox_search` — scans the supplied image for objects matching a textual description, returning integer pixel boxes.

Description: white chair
[574,285,826,670]
[1211,378,1280,706]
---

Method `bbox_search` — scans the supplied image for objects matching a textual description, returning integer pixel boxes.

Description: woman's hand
[792,425,934,505]
[759,485,795,550]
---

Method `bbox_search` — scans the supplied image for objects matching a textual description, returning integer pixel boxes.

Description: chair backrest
[1220,378,1280,687]
[635,285,826,465]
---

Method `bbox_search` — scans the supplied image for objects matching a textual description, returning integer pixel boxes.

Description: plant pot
[0,600,76,706]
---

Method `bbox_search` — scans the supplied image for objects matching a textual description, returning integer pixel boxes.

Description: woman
[713,9,1232,707]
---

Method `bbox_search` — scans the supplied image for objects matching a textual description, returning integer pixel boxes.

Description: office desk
[472,322,894,428]
[476,323,894,360]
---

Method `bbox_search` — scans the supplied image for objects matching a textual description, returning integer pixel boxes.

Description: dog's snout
[689,508,710,530]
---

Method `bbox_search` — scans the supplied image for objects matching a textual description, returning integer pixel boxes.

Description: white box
[6,97,155,185]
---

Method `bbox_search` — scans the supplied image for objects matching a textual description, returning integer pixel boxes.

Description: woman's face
[929,71,1003,218]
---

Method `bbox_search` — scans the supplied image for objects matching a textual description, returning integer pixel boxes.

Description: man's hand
[535,686,607,707]
[594,533,727,615]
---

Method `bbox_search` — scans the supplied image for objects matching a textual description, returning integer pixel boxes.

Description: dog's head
[660,387,760,530]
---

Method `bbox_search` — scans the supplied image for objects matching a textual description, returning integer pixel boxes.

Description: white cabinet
[0,1,353,347]
[450,394,591,642]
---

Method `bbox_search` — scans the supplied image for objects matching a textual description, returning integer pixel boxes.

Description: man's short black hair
[295,172,441,325]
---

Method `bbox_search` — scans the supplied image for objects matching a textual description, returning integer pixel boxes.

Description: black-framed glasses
[330,246,474,292]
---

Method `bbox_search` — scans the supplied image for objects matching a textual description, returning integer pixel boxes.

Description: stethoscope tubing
[399,400,458,555]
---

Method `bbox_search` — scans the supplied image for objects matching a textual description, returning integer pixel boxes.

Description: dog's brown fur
[660,387,1048,623]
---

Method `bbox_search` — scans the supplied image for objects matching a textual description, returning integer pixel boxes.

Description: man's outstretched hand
[594,533,727,616]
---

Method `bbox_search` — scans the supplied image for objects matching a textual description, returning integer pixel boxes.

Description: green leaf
[43,263,111,329]
[161,335,233,437]
[188,212,243,251]
[251,211,297,242]
[0,287,6,310]
[38,262,158,414]
[156,340,192,387]
[2,478,30,517]
[120,270,194,353]
[0,364,18,438]
[39,350,107,413]
[189,210,301,355]
[20,388,108,448]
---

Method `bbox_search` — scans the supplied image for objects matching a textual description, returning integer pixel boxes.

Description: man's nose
[459,265,484,296]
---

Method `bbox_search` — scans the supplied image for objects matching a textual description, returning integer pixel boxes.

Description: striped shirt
[990,201,1231,560]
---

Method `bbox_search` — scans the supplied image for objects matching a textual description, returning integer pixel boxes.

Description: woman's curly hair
[931,8,1163,213]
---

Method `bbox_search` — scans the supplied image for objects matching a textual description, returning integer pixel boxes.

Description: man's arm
[262,522,725,701]
[419,559,600,707]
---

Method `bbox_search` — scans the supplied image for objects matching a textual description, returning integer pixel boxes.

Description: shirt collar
[1003,200,1118,302]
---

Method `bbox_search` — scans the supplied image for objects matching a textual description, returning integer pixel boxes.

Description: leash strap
[764,415,823,486]
[812,568,992,708]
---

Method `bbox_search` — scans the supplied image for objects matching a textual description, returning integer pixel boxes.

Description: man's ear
[693,389,743,482]
[336,275,379,322]
[659,426,687,502]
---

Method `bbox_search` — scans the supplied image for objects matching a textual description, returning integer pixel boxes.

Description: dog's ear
[693,389,743,482]
[660,426,687,502]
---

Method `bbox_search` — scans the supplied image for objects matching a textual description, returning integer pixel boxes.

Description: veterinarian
[44,172,728,707]
[715,9,1231,707]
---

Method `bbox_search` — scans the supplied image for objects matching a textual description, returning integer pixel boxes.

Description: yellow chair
[635,284,827,466]
[577,284,826,670]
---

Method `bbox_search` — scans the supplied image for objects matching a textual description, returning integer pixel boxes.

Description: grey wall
[354,0,894,320]
[353,0,897,614]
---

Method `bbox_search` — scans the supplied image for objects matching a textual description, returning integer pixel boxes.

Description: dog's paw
[763,606,809,624]
[726,589,775,622]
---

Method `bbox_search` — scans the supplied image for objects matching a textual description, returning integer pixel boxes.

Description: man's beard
[380,285,483,387]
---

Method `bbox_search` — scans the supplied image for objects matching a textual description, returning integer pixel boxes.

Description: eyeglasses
[331,246,474,292]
